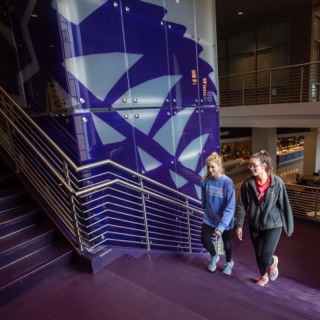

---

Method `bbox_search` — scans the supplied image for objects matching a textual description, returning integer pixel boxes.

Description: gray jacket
[235,174,294,236]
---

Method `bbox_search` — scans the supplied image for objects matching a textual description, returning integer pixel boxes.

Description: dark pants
[249,226,282,276]
[201,223,233,262]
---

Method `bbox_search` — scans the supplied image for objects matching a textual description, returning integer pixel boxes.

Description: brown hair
[202,152,224,180]
[250,149,274,174]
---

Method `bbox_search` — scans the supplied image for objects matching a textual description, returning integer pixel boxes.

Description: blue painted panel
[163,0,199,106]
[75,111,138,171]
[61,0,130,109]
[0,0,220,247]
[198,105,220,182]
[120,0,170,108]
[173,106,220,199]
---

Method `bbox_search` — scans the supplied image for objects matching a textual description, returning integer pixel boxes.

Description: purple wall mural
[0,0,219,205]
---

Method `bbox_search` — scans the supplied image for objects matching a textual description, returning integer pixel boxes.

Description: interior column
[303,129,320,175]
[251,128,277,166]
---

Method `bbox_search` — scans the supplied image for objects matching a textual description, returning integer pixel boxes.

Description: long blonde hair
[202,152,224,180]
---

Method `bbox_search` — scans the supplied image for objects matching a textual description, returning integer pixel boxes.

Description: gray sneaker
[208,255,220,272]
[269,255,279,281]
[223,261,234,275]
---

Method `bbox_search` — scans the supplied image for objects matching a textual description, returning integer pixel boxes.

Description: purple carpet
[1,217,320,319]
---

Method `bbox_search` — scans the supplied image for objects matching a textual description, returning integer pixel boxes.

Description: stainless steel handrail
[285,183,320,220]
[0,88,200,205]
[0,111,74,193]
[0,88,77,170]
[0,86,204,254]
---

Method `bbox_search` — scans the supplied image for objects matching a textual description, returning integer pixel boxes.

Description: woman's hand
[236,228,243,241]
[215,229,222,236]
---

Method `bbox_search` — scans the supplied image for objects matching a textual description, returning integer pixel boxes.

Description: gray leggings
[249,226,282,276]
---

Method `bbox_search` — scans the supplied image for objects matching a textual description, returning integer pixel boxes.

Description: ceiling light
[238,11,243,15]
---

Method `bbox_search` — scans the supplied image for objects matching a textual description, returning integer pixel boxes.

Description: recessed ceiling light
[31,13,38,18]
[238,11,243,15]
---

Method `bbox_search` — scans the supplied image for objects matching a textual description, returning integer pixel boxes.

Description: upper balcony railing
[219,61,320,107]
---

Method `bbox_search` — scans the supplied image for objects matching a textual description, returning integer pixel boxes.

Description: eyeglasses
[248,163,262,169]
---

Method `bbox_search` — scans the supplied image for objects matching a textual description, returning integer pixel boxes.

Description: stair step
[0,242,73,293]
[0,156,74,296]
[0,203,41,237]
[0,222,56,268]
[0,187,28,212]
[0,172,17,189]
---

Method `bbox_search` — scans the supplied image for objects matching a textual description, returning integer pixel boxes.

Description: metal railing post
[269,70,272,104]
[300,66,304,103]
[186,199,192,253]
[139,178,151,250]
[242,76,245,106]
[62,161,83,250]
[0,97,18,172]
[315,190,319,219]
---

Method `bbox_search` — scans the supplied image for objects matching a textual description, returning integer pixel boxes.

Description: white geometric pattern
[170,170,188,189]
[53,0,108,25]
[64,53,143,101]
[138,147,162,171]
[92,114,126,144]
[179,133,209,171]
[153,107,194,155]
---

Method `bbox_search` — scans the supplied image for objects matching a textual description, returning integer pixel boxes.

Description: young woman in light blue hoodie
[201,152,236,275]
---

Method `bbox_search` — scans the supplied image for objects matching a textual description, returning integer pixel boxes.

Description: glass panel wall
[218,20,288,75]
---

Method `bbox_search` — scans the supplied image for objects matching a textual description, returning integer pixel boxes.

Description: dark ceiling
[215,0,320,37]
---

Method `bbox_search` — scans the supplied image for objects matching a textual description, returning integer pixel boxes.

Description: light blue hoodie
[201,174,235,232]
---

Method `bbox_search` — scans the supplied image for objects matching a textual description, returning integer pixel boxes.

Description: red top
[255,175,271,204]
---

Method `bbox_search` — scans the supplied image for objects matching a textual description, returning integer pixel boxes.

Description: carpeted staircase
[0,159,73,295]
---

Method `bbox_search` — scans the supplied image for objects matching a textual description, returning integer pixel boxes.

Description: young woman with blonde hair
[201,152,236,275]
